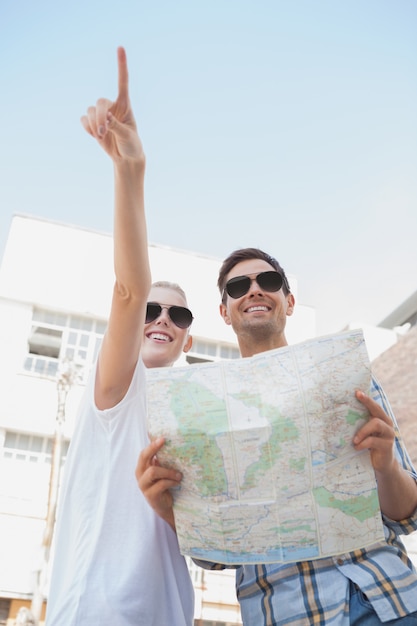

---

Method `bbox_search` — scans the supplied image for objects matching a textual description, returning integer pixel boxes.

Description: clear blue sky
[1,0,416,334]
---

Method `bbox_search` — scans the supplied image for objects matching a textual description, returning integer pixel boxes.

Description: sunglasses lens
[169,306,193,329]
[145,303,161,324]
[257,271,283,292]
[225,271,283,299]
[146,303,193,328]
[225,276,251,299]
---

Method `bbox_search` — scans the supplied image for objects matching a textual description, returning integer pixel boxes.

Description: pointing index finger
[117,46,129,103]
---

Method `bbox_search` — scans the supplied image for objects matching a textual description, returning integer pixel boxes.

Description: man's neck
[238,334,288,358]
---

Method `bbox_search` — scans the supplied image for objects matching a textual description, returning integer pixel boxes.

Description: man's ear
[182,334,193,353]
[219,302,232,326]
[286,293,295,317]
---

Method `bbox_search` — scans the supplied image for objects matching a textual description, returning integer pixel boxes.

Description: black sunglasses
[223,271,284,299]
[145,302,193,329]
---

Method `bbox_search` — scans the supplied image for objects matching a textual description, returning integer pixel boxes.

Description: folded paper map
[146,329,384,564]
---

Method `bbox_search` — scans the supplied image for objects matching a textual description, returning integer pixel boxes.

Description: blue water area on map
[188,544,320,565]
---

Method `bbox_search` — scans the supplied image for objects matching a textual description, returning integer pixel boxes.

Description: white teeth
[149,333,169,342]
[247,306,268,313]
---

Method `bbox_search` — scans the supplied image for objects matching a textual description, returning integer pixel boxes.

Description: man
[137,247,417,625]
[45,48,194,626]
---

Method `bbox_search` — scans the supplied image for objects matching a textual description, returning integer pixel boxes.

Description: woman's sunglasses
[145,302,193,329]
[223,271,284,300]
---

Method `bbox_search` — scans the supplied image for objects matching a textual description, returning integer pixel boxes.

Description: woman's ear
[182,334,193,353]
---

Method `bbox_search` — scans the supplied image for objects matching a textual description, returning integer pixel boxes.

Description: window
[0,431,69,517]
[28,326,62,358]
[187,339,240,364]
[24,308,106,380]
[186,557,204,585]
[0,599,10,624]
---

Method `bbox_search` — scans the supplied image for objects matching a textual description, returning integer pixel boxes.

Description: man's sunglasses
[145,302,193,329]
[223,271,285,300]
